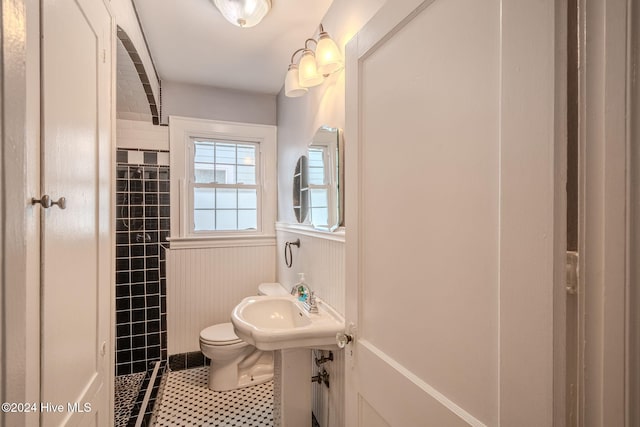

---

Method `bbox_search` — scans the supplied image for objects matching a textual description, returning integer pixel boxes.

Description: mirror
[291,126,344,230]
[292,155,309,223]
[307,126,344,231]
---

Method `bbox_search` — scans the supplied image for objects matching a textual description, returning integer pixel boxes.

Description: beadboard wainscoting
[166,244,276,355]
[276,223,345,427]
[276,224,345,313]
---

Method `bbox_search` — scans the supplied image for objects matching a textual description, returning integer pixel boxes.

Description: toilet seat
[200,323,243,346]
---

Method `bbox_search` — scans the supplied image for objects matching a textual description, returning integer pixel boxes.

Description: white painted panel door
[40,0,112,425]
[345,0,561,425]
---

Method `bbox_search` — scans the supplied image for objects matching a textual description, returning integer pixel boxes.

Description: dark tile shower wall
[116,149,170,376]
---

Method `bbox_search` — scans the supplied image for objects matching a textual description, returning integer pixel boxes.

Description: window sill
[275,222,346,242]
[166,234,277,249]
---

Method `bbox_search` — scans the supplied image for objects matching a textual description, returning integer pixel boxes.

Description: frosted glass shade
[213,0,271,28]
[316,34,343,75]
[298,51,324,88]
[285,66,308,98]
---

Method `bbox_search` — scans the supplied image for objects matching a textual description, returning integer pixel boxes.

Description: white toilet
[199,282,289,391]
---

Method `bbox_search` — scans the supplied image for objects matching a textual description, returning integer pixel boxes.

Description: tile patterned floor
[115,372,146,427]
[152,367,274,426]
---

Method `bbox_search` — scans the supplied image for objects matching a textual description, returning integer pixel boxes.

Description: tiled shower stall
[115,149,170,375]
[114,149,170,425]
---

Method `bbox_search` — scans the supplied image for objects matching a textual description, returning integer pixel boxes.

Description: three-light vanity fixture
[285,25,344,98]
[212,0,271,28]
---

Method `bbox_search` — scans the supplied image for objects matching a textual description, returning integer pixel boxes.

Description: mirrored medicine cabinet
[292,126,344,231]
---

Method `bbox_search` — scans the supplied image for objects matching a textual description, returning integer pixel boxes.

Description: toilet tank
[257,282,289,296]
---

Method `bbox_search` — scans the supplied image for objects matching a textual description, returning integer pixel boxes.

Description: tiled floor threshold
[115,361,165,427]
[116,365,274,426]
[115,371,145,426]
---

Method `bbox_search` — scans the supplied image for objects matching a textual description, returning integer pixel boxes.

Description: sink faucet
[290,283,318,313]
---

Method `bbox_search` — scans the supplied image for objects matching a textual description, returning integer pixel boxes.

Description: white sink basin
[231,295,344,351]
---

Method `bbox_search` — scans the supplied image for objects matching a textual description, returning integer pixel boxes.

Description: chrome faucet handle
[304,290,318,313]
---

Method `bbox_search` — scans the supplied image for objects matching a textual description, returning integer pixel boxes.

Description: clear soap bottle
[293,272,308,301]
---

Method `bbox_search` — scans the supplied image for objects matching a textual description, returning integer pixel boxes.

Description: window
[169,117,277,246]
[191,139,260,232]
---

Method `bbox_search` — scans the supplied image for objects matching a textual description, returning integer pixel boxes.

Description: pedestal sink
[231,294,344,426]
[231,295,344,351]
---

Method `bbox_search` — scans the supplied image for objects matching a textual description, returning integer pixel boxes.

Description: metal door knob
[336,332,353,348]
[52,196,66,209]
[32,195,66,209]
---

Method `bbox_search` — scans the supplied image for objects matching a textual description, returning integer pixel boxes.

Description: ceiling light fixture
[212,0,271,28]
[284,24,344,98]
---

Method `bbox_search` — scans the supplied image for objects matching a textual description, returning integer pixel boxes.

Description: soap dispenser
[292,272,308,302]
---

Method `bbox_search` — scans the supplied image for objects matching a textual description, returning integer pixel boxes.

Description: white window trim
[169,116,277,248]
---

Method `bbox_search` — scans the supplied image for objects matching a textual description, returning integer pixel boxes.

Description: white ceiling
[132,0,334,95]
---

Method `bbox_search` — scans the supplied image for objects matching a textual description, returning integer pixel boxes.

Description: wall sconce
[285,24,344,98]
[212,0,271,28]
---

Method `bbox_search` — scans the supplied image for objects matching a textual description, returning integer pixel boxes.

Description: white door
[40,0,112,425]
[345,0,563,425]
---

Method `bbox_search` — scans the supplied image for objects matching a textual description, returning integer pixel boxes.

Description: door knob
[51,196,66,209]
[336,332,353,348]
[32,195,66,209]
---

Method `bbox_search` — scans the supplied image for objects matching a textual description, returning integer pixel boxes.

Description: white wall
[162,80,277,126]
[275,1,386,425]
[116,119,168,150]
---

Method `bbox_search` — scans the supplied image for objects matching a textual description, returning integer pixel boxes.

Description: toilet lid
[200,323,242,344]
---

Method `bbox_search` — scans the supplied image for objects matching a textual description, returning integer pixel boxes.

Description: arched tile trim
[117,26,160,125]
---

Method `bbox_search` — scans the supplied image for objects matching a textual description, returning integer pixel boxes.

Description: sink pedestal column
[274,348,311,427]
